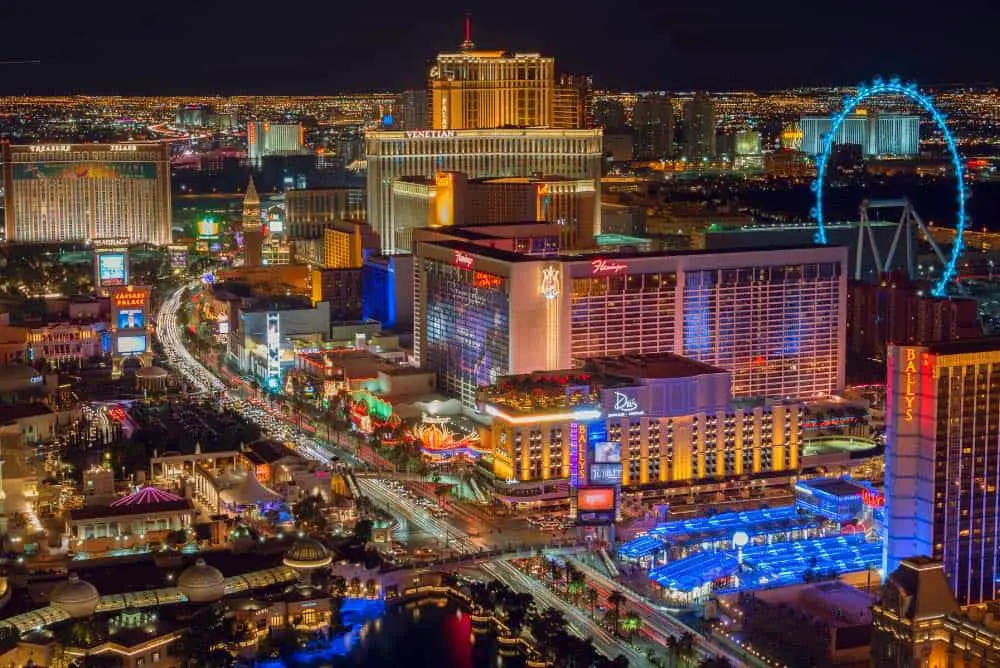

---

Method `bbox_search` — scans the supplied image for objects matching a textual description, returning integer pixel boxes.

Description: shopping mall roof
[650,534,883,594]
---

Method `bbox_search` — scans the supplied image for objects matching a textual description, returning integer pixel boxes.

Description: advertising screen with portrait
[116,334,147,355]
[117,309,145,329]
[98,253,127,287]
[577,487,615,511]
[594,442,622,464]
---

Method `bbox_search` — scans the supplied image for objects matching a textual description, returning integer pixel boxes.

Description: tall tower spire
[460,11,475,50]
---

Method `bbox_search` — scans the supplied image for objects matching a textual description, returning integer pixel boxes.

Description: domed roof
[50,573,100,618]
[177,558,225,603]
[136,366,168,379]
[283,538,332,570]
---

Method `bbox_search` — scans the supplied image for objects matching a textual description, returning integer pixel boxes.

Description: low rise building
[478,353,803,507]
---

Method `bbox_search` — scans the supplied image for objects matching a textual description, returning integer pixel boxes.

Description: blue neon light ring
[811,77,966,296]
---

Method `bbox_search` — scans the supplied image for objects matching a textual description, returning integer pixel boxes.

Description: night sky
[2,0,998,95]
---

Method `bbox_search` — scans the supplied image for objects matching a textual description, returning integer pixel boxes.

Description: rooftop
[925,337,1000,356]
[421,237,841,265]
[586,353,727,380]
[796,477,865,499]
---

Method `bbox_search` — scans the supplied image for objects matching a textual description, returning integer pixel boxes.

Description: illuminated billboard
[111,286,150,311]
[594,442,622,464]
[266,312,281,391]
[116,334,147,355]
[168,246,188,268]
[118,309,144,329]
[197,218,220,239]
[589,463,623,485]
[577,487,615,511]
[98,253,128,287]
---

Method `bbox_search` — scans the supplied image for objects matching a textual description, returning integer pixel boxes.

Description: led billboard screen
[594,442,622,464]
[117,309,144,329]
[98,253,127,287]
[577,487,615,511]
[116,334,147,355]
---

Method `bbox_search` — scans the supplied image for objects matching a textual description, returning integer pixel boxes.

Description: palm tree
[567,569,586,602]
[622,611,642,639]
[585,586,599,618]
[607,589,627,636]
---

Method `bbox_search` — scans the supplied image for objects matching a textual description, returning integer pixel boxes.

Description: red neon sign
[474,271,503,289]
[591,259,628,275]
[862,489,884,508]
[454,251,475,270]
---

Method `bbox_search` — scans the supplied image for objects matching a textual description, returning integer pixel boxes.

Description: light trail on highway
[481,558,650,667]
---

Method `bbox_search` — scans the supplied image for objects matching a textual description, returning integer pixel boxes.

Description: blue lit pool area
[647,534,883,602]
[618,505,825,566]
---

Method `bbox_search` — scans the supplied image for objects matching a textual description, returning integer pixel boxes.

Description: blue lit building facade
[801,113,919,157]
[361,254,413,333]
[886,340,1000,606]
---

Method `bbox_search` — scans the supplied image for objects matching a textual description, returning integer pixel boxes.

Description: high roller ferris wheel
[811,77,967,296]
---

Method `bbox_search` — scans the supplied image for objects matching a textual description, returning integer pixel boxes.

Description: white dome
[50,574,100,618]
[177,558,225,603]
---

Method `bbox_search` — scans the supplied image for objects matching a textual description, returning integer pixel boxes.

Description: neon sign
[862,488,885,508]
[607,390,644,417]
[454,251,474,270]
[110,144,137,152]
[474,271,503,289]
[540,265,561,300]
[591,259,628,275]
[903,348,918,422]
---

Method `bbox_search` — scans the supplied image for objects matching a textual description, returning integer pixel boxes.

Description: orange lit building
[321,220,380,269]
[430,49,555,130]
[216,265,312,298]
[391,171,597,250]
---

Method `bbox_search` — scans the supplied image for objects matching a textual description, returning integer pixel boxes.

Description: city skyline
[1,0,998,95]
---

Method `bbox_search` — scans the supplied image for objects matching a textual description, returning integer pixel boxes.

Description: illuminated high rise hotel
[430,50,555,130]
[885,339,1000,605]
[2,142,171,245]
[366,129,603,253]
[414,241,846,406]
[366,26,600,253]
[800,112,919,156]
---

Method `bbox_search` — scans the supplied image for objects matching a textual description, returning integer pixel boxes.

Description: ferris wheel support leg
[855,211,867,282]
[865,220,885,278]
[883,213,906,278]
[909,208,950,270]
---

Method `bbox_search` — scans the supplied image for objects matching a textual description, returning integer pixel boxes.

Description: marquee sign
[111,286,150,310]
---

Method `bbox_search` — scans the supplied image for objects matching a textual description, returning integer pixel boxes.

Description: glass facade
[570,272,677,359]
[682,262,842,399]
[422,259,510,406]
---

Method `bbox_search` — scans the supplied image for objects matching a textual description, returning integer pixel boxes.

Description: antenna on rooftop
[460,11,475,50]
